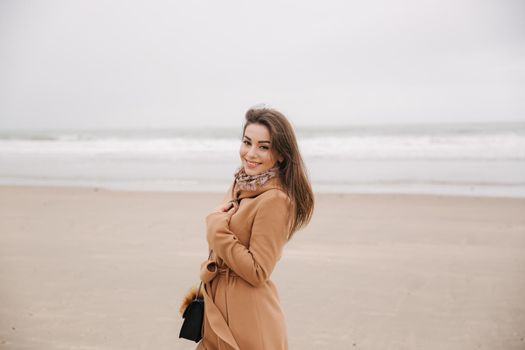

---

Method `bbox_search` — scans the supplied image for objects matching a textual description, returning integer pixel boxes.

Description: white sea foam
[0,122,524,196]
[0,130,523,160]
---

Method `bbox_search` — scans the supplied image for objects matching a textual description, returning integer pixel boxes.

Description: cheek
[239,144,247,156]
[262,152,273,164]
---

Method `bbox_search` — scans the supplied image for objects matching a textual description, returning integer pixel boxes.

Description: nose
[246,145,258,158]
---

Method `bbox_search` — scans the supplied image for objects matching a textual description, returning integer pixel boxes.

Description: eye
[242,140,269,150]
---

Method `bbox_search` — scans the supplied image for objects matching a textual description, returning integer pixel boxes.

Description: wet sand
[0,185,524,349]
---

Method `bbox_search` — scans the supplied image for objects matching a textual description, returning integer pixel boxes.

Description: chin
[243,166,261,175]
[244,167,256,175]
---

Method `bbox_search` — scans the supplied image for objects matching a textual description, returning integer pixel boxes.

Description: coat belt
[200,259,241,350]
[217,265,238,278]
[202,280,240,350]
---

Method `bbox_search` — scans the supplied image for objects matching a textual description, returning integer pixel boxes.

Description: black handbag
[179,249,214,343]
[179,280,205,342]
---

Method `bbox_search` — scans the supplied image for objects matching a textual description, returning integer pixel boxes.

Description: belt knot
[217,265,238,277]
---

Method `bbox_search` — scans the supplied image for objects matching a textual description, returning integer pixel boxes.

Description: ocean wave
[0,134,523,160]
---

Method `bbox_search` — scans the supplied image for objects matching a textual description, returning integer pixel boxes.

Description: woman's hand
[207,200,238,249]
[211,200,237,215]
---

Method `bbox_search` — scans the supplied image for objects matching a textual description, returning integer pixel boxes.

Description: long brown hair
[242,107,314,240]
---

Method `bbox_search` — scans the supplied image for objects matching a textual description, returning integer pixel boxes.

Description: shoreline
[1,183,524,201]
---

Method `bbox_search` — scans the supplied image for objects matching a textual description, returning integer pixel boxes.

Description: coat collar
[229,175,285,202]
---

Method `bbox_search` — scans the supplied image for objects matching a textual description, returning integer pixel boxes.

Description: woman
[196,106,315,350]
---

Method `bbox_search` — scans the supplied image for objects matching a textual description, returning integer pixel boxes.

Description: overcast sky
[0,0,524,129]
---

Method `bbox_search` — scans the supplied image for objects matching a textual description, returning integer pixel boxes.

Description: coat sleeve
[205,192,291,287]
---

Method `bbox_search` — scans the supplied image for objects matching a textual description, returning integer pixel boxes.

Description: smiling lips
[245,159,260,168]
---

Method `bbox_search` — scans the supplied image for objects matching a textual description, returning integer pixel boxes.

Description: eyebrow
[243,136,271,144]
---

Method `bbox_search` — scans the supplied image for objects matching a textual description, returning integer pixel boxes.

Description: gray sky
[0,0,524,129]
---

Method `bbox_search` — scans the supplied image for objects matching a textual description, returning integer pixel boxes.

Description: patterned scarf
[233,164,280,191]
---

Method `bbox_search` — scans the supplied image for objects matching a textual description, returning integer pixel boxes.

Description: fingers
[212,201,236,213]
[227,201,239,215]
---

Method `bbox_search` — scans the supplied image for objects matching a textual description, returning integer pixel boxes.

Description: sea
[1,122,524,197]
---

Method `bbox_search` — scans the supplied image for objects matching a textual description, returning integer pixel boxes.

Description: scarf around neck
[233,164,280,191]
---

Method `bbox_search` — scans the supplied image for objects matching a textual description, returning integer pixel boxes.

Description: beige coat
[195,175,292,350]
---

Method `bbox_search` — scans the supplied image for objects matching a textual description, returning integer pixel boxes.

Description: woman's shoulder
[256,188,292,207]
[254,189,293,234]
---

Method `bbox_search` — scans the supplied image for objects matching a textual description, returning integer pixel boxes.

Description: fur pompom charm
[179,284,204,316]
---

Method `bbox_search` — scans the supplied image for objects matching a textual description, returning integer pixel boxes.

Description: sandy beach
[0,185,524,350]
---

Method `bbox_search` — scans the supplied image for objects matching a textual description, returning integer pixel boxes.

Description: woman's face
[239,123,283,176]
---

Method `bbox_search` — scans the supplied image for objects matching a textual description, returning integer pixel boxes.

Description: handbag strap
[195,249,213,300]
